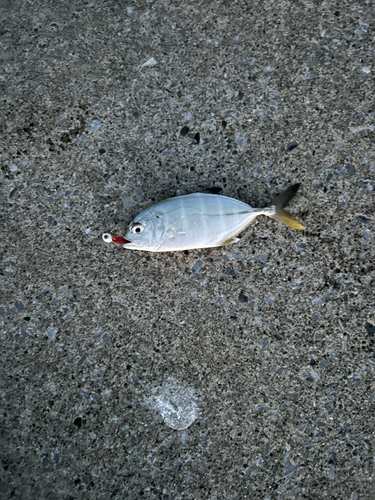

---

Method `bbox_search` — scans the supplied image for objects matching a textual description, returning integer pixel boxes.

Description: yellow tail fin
[267,184,305,230]
[269,207,305,230]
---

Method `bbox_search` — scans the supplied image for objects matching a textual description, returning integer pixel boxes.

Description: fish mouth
[102,233,131,245]
[112,236,131,245]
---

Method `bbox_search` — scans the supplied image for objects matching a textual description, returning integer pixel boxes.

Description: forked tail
[266,184,305,230]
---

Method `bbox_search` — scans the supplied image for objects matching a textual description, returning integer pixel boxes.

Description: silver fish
[102,184,305,252]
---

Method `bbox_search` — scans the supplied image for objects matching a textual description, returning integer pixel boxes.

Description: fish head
[103,210,165,251]
[126,211,166,250]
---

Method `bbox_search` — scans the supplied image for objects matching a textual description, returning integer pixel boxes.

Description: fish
[102,184,305,252]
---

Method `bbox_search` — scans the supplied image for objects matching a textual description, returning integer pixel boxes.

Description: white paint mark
[145,377,199,430]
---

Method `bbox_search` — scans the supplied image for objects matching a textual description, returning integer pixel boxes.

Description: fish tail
[265,184,305,230]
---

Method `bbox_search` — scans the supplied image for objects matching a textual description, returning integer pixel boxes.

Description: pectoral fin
[168,214,203,235]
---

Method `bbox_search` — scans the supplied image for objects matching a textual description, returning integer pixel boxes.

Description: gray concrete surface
[1,1,375,499]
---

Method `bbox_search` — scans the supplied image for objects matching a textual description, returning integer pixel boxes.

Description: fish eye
[131,222,144,235]
[102,233,112,242]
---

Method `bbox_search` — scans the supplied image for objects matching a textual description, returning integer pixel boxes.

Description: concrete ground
[1,1,374,499]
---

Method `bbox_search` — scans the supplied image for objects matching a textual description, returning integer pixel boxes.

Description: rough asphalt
[1,1,375,499]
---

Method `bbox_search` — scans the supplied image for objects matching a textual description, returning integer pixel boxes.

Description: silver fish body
[102,185,304,252]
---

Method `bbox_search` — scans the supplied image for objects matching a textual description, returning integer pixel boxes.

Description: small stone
[142,57,157,67]
[192,260,203,273]
[258,253,268,264]
[286,141,298,152]
[352,125,374,134]
[91,120,101,131]
[235,137,246,148]
[235,252,244,261]
[234,34,244,43]
[362,230,370,243]
[91,468,100,478]
[90,393,98,403]
[14,301,24,312]
[47,328,57,341]
[283,455,299,477]
[77,355,86,366]
[327,466,335,480]
[356,216,372,224]
[345,163,356,176]
[359,20,369,32]
[245,458,264,475]
[365,322,375,337]
[265,295,275,304]
[123,197,136,209]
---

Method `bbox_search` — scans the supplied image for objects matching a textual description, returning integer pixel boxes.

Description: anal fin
[220,236,240,246]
